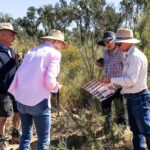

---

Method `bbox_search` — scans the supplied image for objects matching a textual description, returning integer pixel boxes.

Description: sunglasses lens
[116,43,121,47]
[104,40,111,44]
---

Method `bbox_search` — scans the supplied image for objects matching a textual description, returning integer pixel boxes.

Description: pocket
[141,94,150,106]
[33,99,49,116]
[127,94,142,101]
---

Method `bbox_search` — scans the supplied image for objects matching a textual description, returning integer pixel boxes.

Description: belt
[124,89,147,96]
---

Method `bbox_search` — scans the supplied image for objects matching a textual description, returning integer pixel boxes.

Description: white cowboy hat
[111,28,140,44]
[41,30,69,49]
[0,22,17,33]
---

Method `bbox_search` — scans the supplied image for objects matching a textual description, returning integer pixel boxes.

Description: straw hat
[111,28,140,44]
[97,31,116,46]
[41,30,69,49]
[0,22,17,33]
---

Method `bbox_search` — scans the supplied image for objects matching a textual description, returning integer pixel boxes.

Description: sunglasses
[116,43,122,47]
[104,40,112,44]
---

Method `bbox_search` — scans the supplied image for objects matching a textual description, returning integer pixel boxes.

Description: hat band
[117,37,133,39]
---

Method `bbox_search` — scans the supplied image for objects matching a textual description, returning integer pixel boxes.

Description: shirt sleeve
[8,71,18,96]
[119,52,124,68]
[111,55,142,87]
[45,53,61,93]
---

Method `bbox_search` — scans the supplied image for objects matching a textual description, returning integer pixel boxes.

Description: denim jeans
[125,89,150,150]
[17,99,51,150]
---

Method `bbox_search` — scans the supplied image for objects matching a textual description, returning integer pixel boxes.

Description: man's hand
[95,58,104,67]
[58,83,63,89]
[100,78,111,84]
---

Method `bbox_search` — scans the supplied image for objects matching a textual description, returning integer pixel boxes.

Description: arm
[45,54,61,93]
[111,55,142,87]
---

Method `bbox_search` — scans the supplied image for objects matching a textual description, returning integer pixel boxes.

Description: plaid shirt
[103,47,124,78]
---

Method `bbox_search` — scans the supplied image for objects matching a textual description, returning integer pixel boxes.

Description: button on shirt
[8,42,61,106]
[111,46,148,94]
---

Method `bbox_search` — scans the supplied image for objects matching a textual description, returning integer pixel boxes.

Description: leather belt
[124,89,146,96]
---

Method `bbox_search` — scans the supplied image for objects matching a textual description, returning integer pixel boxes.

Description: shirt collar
[44,41,54,48]
[0,44,13,51]
[0,44,7,50]
[0,44,14,57]
[105,47,118,56]
[126,45,135,57]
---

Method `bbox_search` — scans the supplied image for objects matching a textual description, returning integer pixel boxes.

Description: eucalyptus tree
[118,0,149,51]
[91,2,122,40]
[69,0,94,43]
[0,12,14,23]
[53,0,72,32]
[119,0,148,30]
[37,4,55,35]
[16,6,40,38]
[136,1,150,51]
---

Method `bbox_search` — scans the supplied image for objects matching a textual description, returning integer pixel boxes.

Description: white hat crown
[116,28,133,39]
[0,23,16,33]
[111,28,140,44]
[41,29,68,49]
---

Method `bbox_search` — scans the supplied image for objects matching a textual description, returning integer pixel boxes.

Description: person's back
[11,42,61,106]
[8,30,68,150]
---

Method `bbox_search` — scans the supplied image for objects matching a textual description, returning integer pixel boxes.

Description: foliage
[136,2,150,51]
[0,0,149,50]
[13,36,39,54]
[1,1,150,149]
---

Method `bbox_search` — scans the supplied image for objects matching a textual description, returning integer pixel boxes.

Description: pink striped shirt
[8,42,61,106]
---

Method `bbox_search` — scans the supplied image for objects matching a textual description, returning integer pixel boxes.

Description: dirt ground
[5,110,133,150]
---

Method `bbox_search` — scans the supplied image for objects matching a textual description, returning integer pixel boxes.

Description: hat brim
[0,28,17,34]
[41,36,69,49]
[97,37,115,46]
[9,28,17,34]
[111,38,140,44]
[97,40,105,46]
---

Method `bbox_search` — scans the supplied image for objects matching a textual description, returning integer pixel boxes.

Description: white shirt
[111,46,148,94]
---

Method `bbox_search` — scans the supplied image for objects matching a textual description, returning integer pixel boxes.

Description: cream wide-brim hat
[0,22,17,34]
[111,28,140,44]
[41,30,69,49]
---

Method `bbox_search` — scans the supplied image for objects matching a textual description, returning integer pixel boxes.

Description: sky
[0,0,121,19]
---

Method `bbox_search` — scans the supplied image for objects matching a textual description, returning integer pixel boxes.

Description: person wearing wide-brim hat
[41,29,69,49]
[96,31,116,67]
[97,31,116,46]
[0,22,20,149]
[0,22,17,34]
[102,28,150,150]
[8,29,69,149]
[96,31,126,126]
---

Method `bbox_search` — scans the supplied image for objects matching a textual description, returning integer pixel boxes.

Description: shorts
[9,94,18,113]
[0,93,18,117]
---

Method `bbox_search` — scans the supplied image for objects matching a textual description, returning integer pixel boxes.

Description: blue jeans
[125,89,150,150]
[17,99,51,150]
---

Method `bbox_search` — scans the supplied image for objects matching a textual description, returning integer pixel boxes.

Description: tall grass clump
[59,42,103,107]
[13,36,39,54]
